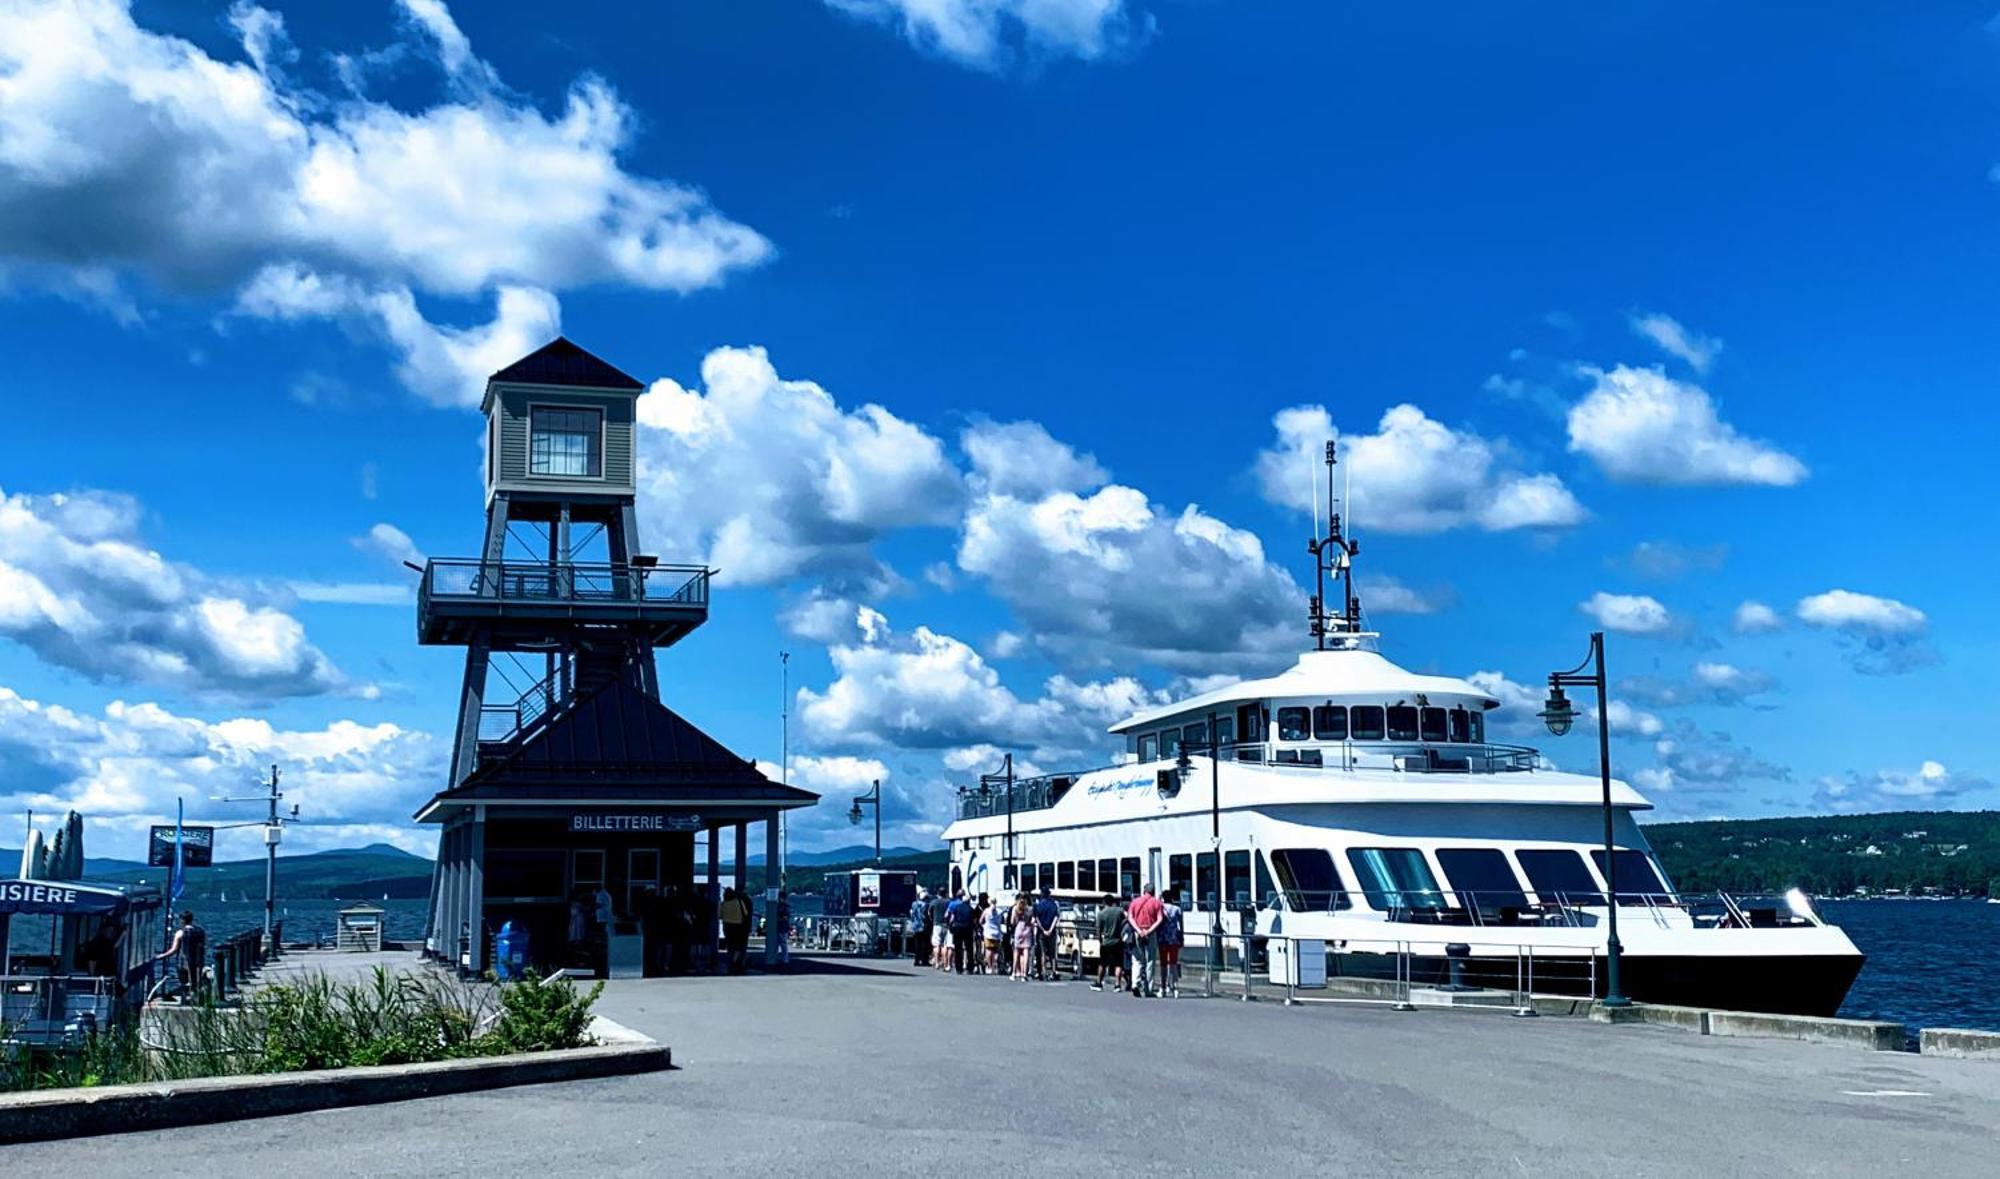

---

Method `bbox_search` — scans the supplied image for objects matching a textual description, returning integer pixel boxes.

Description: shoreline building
[414,338,815,975]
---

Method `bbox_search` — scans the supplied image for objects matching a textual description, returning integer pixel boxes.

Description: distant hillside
[780,850,950,896]
[1646,810,2000,896]
[3,845,438,903]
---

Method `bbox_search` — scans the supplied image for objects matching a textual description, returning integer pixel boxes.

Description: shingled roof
[488,336,645,391]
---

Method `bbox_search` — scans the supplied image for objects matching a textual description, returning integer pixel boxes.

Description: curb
[0,1024,669,1145]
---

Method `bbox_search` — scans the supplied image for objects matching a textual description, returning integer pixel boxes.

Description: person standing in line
[908,887,931,966]
[1159,886,1186,998]
[1031,886,1062,982]
[947,889,976,974]
[929,888,952,974]
[1092,895,1127,992]
[719,888,751,974]
[1126,883,1166,999]
[982,892,1005,974]
[1010,894,1034,980]
[772,889,792,971]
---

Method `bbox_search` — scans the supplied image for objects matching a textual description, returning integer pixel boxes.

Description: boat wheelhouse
[940,443,1864,1017]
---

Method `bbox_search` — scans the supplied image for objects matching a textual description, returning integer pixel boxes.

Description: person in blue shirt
[908,887,931,966]
[945,889,976,974]
[1032,888,1062,982]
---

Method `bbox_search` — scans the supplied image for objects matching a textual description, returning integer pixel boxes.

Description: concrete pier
[9,956,2000,1176]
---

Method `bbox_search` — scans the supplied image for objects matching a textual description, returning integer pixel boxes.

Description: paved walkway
[9,954,2000,1176]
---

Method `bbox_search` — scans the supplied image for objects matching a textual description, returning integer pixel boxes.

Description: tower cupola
[481,336,644,505]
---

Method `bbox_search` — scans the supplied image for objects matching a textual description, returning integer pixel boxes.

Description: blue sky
[0,0,1994,861]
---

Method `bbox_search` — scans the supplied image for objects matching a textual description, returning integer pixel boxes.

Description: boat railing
[0,973,123,1046]
[1270,888,1828,932]
[1235,741,1541,773]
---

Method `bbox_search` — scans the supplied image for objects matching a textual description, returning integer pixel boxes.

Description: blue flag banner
[170,798,185,904]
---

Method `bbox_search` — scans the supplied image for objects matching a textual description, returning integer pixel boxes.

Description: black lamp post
[848,779,882,867]
[1539,631,1629,1008]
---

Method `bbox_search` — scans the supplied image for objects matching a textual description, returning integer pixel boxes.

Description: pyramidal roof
[488,336,644,392]
[436,676,817,806]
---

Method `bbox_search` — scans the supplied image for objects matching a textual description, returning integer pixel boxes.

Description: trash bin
[494,920,530,980]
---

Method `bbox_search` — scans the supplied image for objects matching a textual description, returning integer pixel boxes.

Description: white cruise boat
[941,446,1863,1016]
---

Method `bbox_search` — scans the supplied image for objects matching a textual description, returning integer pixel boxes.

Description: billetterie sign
[568,813,703,833]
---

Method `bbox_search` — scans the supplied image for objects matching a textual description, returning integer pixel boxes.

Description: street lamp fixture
[1537,685,1576,737]
[849,778,882,867]
[1543,632,1630,1009]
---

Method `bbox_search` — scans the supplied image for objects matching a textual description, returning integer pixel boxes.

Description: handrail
[952,740,1547,819]
[421,558,710,608]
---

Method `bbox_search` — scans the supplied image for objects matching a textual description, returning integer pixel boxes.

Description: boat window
[1277,707,1310,741]
[1269,848,1352,911]
[1020,863,1037,893]
[1038,862,1055,893]
[1420,707,1447,742]
[1344,847,1447,911]
[1160,729,1181,758]
[1225,850,1251,908]
[1137,733,1158,762]
[1077,860,1097,892]
[1435,848,1529,912]
[1448,707,1470,743]
[1183,721,1208,748]
[1516,849,1602,904]
[1120,857,1141,896]
[1313,704,1347,740]
[1214,716,1235,747]
[1386,705,1419,741]
[1469,710,1485,743]
[1098,859,1116,895]
[1351,705,1385,741]
[1004,864,1017,890]
[1590,850,1671,904]
[1168,854,1193,904]
[1057,861,1076,890]
[1197,851,1219,911]
[1255,852,1276,909]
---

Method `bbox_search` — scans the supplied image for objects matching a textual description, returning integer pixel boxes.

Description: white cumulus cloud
[1255,404,1585,534]
[635,346,962,589]
[1566,365,1807,487]
[1813,760,1991,813]
[1629,312,1722,373]
[0,1,769,405]
[1579,591,1675,637]
[0,487,354,700]
[0,684,440,860]
[1731,600,1784,635]
[1796,589,1933,675]
[826,0,1147,71]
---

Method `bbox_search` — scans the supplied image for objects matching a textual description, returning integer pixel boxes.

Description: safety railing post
[1242,931,1254,1001]
[1283,935,1298,1006]
[1512,944,1537,1017]
[1391,940,1415,1011]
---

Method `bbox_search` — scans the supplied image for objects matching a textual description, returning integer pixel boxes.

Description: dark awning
[0,879,161,918]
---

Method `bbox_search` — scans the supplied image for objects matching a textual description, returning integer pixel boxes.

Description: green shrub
[482,970,603,1054]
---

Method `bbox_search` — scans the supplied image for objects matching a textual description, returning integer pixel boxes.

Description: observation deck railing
[420,559,709,609]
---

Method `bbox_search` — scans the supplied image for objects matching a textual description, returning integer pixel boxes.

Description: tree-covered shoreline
[1645,810,2000,897]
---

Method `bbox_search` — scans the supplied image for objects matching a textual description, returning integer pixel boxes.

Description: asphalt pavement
[7,954,1998,1177]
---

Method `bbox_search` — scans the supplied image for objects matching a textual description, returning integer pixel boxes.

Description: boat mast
[1307,438,1360,646]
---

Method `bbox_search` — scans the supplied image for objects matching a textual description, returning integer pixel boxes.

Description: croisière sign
[569,813,703,833]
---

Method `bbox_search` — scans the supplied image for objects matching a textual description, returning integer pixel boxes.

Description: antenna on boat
[1307,437,1361,648]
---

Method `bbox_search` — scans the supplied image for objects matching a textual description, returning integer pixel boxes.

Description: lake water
[15,896,1994,1033]
[1822,899,2000,1033]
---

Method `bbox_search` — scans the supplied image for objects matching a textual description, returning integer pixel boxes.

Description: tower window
[529,407,603,477]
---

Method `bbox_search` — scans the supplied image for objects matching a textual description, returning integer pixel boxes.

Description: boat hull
[1320,948,1864,1017]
